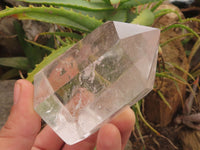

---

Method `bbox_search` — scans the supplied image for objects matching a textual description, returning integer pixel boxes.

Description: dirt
[145,3,189,126]
[131,92,200,150]
[131,2,200,150]
[132,123,182,150]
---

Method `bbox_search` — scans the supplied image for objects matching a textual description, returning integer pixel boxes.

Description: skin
[0,79,135,150]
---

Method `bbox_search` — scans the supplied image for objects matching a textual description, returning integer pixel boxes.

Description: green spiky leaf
[119,0,160,9]
[27,45,73,82]
[19,0,113,11]
[106,9,127,21]
[0,6,103,32]
[0,57,30,70]
[131,9,155,26]
[14,21,50,69]
[40,32,83,40]
[110,0,120,4]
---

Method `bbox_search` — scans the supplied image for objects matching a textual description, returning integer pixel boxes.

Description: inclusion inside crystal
[34,21,160,145]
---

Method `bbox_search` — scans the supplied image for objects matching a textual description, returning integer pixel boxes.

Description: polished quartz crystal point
[34,21,160,145]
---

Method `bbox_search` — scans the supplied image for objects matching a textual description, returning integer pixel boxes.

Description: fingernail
[14,82,21,105]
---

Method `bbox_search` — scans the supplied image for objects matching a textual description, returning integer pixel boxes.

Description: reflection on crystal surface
[34,21,160,145]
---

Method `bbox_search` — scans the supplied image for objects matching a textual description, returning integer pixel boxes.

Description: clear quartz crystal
[34,21,160,145]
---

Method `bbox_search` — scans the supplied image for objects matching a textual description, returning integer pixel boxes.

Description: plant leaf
[64,7,111,20]
[14,21,50,69]
[151,0,164,12]
[101,0,111,5]
[67,7,128,22]
[136,102,160,136]
[106,9,127,21]
[157,90,172,110]
[154,9,182,21]
[126,10,137,23]
[0,57,30,70]
[25,39,55,52]
[40,32,83,40]
[131,9,155,26]
[19,0,113,11]
[0,69,19,80]
[110,0,120,4]
[191,69,200,78]
[161,24,199,39]
[119,0,160,9]
[0,6,103,32]
[27,45,73,82]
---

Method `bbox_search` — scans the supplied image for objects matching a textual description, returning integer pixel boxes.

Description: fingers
[32,126,64,150]
[65,106,135,150]
[110,106,135,149]
[62,132,97,150]
[34,125,97,150]
[33,106,134,150]
[96,123,121,150]
[96,107,135,150]
[66,106,135,150]
[0,79,41,150]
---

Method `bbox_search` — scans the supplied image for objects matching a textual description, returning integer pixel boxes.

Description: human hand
[0,79,135,150]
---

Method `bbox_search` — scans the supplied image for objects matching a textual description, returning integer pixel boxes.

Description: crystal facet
[34,21,160,145]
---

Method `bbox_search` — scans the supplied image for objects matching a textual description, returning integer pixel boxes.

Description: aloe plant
[0,0,161,32]
[0,0,161,80]
[0,6,102,32]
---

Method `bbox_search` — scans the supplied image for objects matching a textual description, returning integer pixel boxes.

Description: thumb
[0,79,41,150]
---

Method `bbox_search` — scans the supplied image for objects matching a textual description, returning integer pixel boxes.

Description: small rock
[22,20,56,41]
[0,80,16,129]
[0,18,23,57]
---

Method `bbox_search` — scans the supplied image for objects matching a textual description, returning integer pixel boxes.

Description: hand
[0,79,135,150]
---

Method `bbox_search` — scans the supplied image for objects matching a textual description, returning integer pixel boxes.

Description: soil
[131,2,200,150]
[131,123,182,150]
[131,91,200,150]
